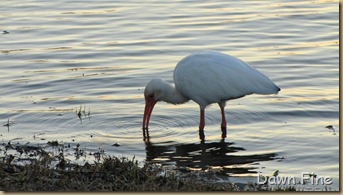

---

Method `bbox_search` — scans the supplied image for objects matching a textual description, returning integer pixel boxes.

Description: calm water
[1,0,339,190]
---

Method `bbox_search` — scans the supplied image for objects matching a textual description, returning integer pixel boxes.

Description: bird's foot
[199,129,205,140]
[221,126,227,139]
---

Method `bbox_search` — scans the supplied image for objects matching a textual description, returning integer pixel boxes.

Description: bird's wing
[174,51,279,107]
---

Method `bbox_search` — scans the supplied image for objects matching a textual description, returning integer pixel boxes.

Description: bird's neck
[162,83,189,105]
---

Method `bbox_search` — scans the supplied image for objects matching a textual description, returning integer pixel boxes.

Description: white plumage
[143,50,280,140]
[174,51,279,109]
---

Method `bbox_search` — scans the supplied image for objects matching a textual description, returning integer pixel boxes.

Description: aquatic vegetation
[0,141,297,191]
[76,105,91,123]
[3,119,14,131]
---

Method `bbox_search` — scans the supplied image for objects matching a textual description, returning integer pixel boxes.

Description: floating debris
[325,125,337,135]
[112,143,121,147]
[3,30,9,34]
[3,119,15,127]
[325,125,336,132]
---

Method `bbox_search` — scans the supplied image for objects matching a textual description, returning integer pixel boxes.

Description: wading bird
[142,51,280,140]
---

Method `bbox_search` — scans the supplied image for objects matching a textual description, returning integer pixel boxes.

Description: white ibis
[143,50,280,140]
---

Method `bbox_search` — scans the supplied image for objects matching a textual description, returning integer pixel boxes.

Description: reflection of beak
[142,96,157,130]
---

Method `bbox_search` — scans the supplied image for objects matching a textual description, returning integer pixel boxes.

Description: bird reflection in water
[143,132,278,175]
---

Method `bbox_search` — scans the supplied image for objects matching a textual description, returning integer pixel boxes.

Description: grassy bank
[0,141,294,191]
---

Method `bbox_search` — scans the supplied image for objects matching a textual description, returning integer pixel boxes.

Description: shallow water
[0,0,339,190]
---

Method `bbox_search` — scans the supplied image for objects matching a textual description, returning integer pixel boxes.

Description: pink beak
[142,96,157,130]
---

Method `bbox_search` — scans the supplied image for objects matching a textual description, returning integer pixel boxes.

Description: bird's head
[143,78,166,102]
[142,78,167,130]
[142,78,188,131]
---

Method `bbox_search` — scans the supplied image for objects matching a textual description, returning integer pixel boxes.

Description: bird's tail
[251,72,280,95]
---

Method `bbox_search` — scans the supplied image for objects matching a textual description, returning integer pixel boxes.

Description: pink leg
[199,108,205,140]
[219,102,227,138]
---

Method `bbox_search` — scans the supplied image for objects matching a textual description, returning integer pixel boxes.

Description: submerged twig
[3,119,15,131]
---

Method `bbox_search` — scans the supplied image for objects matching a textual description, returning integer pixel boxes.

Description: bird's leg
[220,107,227,130]
[219,102,227,138]
[199,108,205,140]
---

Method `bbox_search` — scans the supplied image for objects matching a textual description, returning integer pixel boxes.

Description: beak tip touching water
[142,96,157,131]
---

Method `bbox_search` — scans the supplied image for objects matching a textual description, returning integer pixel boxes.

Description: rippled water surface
[1,0,339,190]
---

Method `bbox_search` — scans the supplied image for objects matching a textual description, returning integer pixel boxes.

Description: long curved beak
[142,96,157,130]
